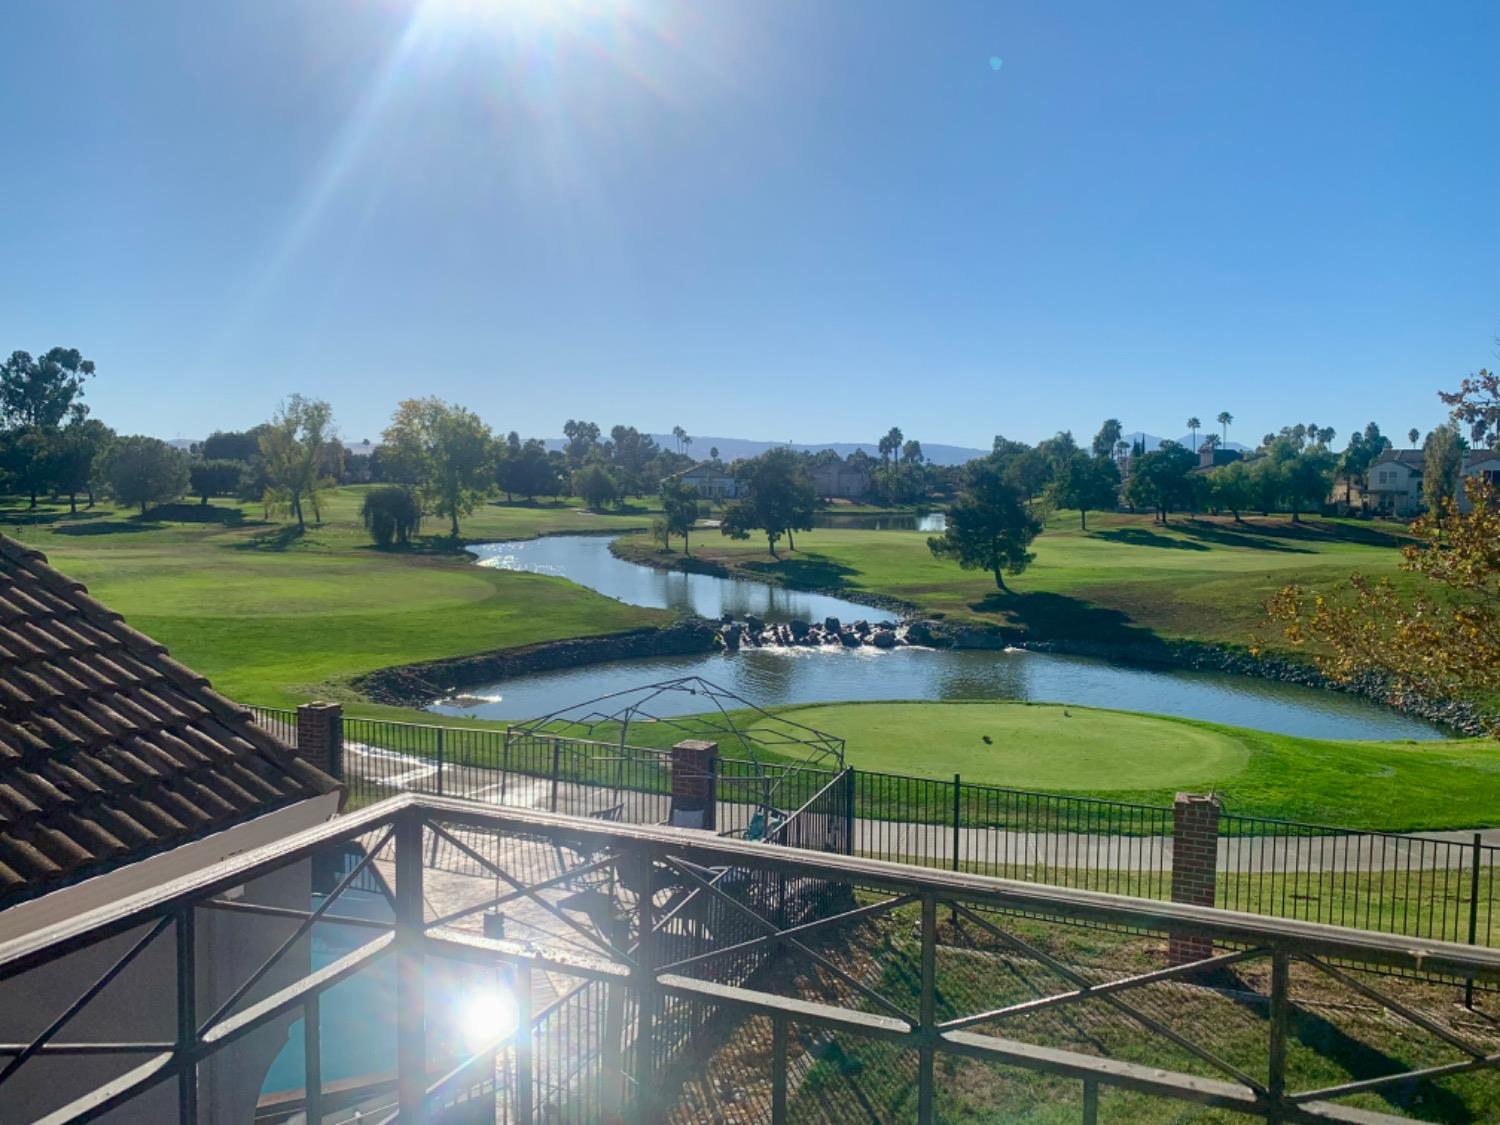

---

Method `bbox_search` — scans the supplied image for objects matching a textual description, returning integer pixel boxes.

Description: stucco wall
[0,794,338,1122]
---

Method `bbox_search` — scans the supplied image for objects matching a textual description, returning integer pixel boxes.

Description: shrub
[362,485,423,548]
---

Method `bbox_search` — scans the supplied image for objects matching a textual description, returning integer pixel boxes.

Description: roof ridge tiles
[0,533,338,907]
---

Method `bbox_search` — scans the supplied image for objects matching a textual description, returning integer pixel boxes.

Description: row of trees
[0,348,113,511]
[1268,367,1500,723]
[0,346,224,516]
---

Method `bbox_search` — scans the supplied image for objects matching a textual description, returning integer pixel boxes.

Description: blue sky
[2,0,1496,450]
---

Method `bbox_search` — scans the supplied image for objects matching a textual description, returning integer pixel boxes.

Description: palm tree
[1408,428,1420,447]
[878,427,903,467]
[1187,417,1201,449]
[671,425,687,454]
[1204,433,1221,450]
[1216,411,1233,444]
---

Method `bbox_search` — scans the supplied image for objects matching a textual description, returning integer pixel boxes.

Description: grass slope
[619,509,1415,651]
[4,489,666,710]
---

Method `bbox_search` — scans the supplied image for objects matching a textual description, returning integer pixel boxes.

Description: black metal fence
[1218,812,1500,949]
[251,706,1500,953]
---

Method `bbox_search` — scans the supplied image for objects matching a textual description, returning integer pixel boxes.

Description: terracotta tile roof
[0,536,339,907]
[1373,448,1500,471]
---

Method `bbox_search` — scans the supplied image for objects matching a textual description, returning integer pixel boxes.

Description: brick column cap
[1174,791,1219,807]
[671,739,719,755]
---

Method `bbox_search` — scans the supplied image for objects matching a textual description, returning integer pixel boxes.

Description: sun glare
[456,984,520,1052]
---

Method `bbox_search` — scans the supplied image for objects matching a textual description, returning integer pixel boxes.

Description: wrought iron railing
[4,795,1500,1123]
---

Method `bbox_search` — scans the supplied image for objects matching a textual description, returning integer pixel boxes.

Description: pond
[446,536,1445,742]
[470,535,875,625]
[811,511,948,531]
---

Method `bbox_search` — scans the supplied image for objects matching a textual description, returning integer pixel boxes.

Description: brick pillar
[296,701,344,780]
[668,740,718,831]
[1168,792,1220,965]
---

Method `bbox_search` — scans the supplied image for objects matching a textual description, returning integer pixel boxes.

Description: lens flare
[457,984,520,1051]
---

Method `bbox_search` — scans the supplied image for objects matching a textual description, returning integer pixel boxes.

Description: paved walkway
[345,743,1500,877]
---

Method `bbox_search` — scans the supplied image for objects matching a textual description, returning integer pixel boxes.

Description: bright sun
[456,984,519,1052]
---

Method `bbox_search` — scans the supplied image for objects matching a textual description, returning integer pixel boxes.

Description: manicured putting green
[757,701,1249,790]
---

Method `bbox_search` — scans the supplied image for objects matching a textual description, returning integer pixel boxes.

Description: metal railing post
[842,768,856,856]
[303,994,322,1125]
[435,726,445,797]
[1268,947,1290,1119]
[1082,1079,1098,1124]
[515,959,534,1125]
[772,1014,789,1124]
[918,892,937,1125]
[1467,832,1483,1009]
[550,739,562,813]
[632,846,657,1124]
[951,774,962,872]
[176,907,197,1125]
[396,810,427,1122]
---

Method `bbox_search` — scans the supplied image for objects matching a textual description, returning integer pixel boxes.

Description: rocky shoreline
[354,620,720,707]
[916,622,1489,737]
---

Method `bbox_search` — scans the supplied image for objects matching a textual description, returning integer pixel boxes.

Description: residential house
[1459,449,1500,512]
[1366,449,1426,517]
[674,461,741,501]
[1196,445,1242,470]
[1365,447,1500,517]
[810,459,872,500]
[0,536,342,1122]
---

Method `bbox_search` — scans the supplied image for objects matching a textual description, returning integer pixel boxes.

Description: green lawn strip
[615,510,1416,652]
[785,905,1500,1123]
[5,489,668,709]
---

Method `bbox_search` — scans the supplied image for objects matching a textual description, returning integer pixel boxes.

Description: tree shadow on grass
[740,553,862,592]
[969,589,1166,650]
[1183,517,1408,550]
[144,502,250,526]
[1165,522,1314,554]
[50,519,165,536]
[490,498,571,510]
[228,524,307,551]
[0,506,108,528]
[1213,968,1480,1122]
[1090,527,1212,551]
[353,535,472,557]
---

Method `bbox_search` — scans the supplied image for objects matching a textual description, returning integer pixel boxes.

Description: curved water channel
[429,534,1446,741]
